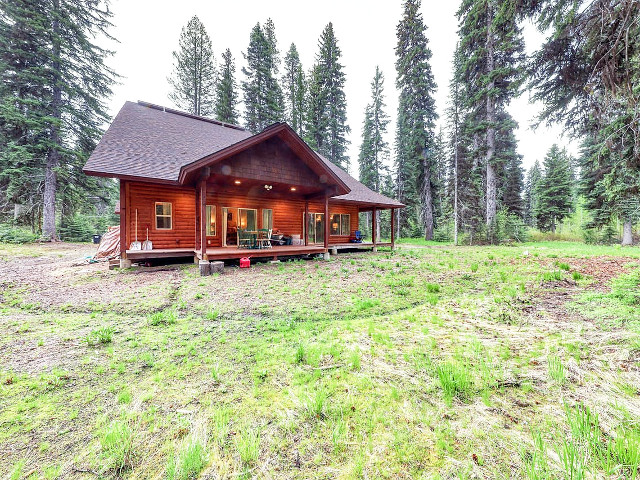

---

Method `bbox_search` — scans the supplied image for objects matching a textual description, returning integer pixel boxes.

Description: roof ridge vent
[136,100,246,131]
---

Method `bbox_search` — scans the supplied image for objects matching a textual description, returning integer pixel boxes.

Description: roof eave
[82,169,181,186]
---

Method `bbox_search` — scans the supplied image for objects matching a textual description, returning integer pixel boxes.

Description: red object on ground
[240,257,251,268]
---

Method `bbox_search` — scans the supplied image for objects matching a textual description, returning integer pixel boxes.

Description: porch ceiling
[206,174,325,197]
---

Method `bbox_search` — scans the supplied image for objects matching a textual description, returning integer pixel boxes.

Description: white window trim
[155,202,172,230]
[206,205,216,236]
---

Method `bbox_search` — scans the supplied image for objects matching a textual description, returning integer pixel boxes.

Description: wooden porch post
[199,179,207,260]
[372,207,377,246]
[119,179,129,266]
[304,200,309,246]
[324,194,329,251]
[391,208,396,250]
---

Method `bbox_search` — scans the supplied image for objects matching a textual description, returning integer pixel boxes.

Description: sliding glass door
[223,207,257,246]
[306,213,325,244]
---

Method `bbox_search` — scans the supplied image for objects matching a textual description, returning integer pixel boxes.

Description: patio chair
[350,231,363,243]
[257,228,272,249]
[238,229,254,249]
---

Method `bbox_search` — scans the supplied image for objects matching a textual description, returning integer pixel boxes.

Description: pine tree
[457,0,525,242]
[214,48,239,124]
[242,21,284,133]
[357,67,390,240]
[0,0,117,240]
[525,0,639,244]
[535,144,574,232]
[496,110,524,217]
[168,16,216,116]
[283,43,305,136]
[523,160,542,227]
[358,67,389,193]
[304,23,350,170]
[445,44,466,244]
[395,0,438,239]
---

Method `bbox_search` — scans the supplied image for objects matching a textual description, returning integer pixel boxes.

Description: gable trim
[177,123,350,195]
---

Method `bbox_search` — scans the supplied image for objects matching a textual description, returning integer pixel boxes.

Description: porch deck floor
[125,242,390,261]
[203,245,325,260]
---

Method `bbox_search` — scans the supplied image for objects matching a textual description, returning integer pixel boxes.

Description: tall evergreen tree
[395,0,438,239]
[535,144,574,232]
[304,22,350,170]
[495,110,524,217]
[446,46,461,244]
[0,0,117,240]
[523,160,542,227]
[282,43,305,135]
[358,66,389,193]
[242,21,284,133]
[457,0,525,242]
[168,16,216,116]
[525,0,640,244]
[214,48,239,124]
[358,67,390,240]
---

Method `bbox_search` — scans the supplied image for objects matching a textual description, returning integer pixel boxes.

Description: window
[206,205,216,236]
[330,213,350,236]
[340,214,351,236]
[262,209,273,230]
[155,202,172,230]
[238,208,257,231]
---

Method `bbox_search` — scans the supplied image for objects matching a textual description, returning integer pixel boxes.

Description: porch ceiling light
[290,187,297,191]
[234,180,241,185]
[264,184,272,190]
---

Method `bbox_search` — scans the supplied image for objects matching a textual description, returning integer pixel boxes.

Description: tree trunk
[376,209,381,241]
[485,1,497,243]
[422,156,434,240]
[622,218,633,245]
[42,3,62,241]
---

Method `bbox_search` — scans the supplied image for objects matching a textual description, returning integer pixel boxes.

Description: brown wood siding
[203,188,359,248]
[125,182,359,250]
[127,182,196,249]
[211,137,320,187]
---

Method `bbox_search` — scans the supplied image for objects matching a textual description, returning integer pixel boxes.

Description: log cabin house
[83,101,404,266]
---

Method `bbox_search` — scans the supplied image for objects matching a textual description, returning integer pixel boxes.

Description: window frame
[329,213,350,236]
[340,214,350,236]
[262,208,273,230]
[206,205,216,236]
[155,202,173,230]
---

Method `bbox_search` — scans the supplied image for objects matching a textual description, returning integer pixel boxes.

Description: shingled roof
[83,101,404,208]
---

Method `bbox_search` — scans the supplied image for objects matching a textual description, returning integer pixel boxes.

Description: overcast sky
[106,0,579,177]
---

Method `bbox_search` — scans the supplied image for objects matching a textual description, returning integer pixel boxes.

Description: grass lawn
[1,240,639,479]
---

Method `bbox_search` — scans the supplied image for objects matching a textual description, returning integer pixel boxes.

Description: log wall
[124,182,359,250]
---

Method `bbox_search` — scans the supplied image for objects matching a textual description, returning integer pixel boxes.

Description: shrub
[495,209,529,243]
[610,269,640,306]
[58,215,94,242]
[0,224,38,244]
